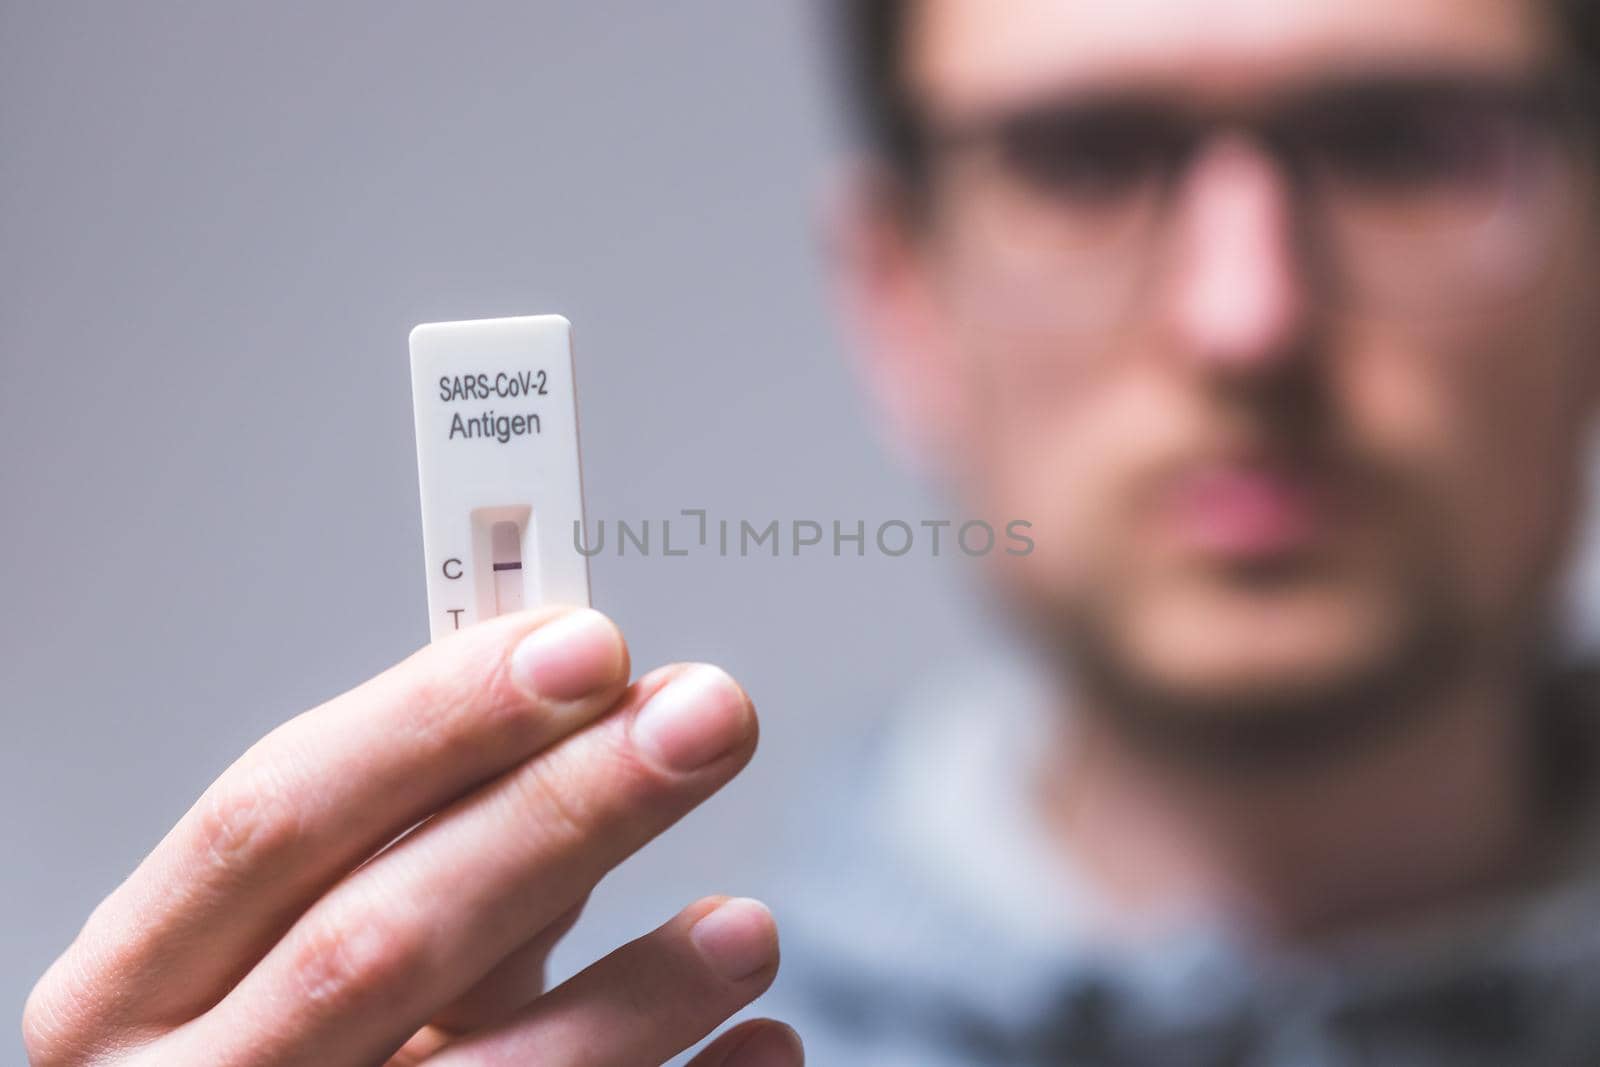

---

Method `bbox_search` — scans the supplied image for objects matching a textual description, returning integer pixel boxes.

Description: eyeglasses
[905,74,1598,333]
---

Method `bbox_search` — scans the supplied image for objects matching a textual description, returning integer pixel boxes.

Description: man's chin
[1054,587,1470,767]
[1132,593,1409,705]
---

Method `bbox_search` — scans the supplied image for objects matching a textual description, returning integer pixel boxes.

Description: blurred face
[854,0,1600,742]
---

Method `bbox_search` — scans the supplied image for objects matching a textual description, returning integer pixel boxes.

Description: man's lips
[1160,463,1336,558]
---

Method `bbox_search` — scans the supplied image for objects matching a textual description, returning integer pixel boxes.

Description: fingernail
[723,1024,804,1067]
[690,898,778,983]
[631,665,750,773]
[510,609,624,703]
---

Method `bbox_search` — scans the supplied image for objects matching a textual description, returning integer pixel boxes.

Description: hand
[22,607,803,1066]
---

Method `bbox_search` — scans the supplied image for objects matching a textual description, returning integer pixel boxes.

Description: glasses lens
[922,104,1176,340]
[1314,90,1534,230]
[998,108,1175,200]
[986,107,1177,248]
[1306,86,1577,312]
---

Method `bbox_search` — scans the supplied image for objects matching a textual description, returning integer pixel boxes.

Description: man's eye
[998,116,1169,202]
[1320,106,1512,191]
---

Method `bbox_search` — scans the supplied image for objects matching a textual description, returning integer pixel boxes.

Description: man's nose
[1163,135,1312,373]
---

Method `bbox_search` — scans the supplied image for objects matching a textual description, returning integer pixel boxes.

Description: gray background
[11,4,1600,1064]
[0,2,989,1058]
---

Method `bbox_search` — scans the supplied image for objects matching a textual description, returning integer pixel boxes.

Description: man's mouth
[1160,460,1338,560]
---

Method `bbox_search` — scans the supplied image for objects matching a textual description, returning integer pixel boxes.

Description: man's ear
[826,166,968,474]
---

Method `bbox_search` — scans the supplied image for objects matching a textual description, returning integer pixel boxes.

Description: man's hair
[836,0,1600,177]
[835,0,915,174]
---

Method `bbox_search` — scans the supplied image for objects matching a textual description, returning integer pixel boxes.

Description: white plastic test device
[410,315,590,640]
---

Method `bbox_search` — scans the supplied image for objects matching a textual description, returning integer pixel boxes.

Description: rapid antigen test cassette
[410,315,590,640]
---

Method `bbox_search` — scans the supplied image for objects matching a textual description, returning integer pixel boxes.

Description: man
[21,1,1600,1065]
[769,0,1600,1063]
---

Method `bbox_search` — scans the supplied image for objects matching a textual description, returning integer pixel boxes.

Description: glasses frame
[891,71,1600,329]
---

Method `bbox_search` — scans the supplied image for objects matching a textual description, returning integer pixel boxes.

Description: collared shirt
[763,665,1600,1066]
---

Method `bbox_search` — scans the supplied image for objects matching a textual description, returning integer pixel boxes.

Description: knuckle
[400,645,544,754]
[192,762,303,881]
[509,747,601,850]
[515,725,680,846]
[288,904,422,1014]
[399,682,538,781]
[394,671,475,749]
[472,660,554,742]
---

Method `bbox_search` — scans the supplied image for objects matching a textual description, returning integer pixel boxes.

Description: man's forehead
[908,0,1560,115]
